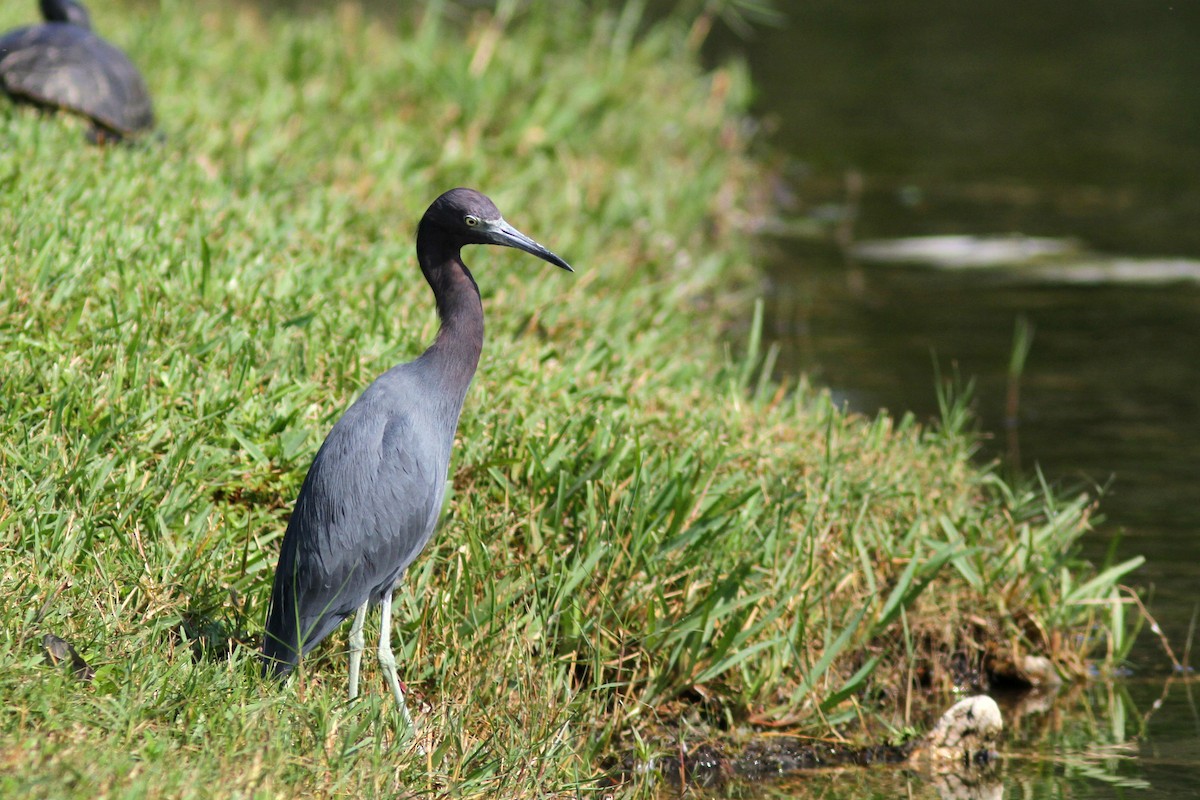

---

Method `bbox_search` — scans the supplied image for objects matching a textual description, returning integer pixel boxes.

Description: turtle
[0,0,155,143]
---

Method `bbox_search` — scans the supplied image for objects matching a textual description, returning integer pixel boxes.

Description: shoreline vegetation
[0,1,1140,796]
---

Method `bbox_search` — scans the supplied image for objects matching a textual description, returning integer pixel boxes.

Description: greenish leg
[377,587,417,733]
[347,602,368,700]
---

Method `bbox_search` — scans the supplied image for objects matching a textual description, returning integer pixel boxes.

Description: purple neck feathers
[416,225,484,403]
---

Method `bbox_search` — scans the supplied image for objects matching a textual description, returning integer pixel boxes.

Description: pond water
[708,0,1200,796]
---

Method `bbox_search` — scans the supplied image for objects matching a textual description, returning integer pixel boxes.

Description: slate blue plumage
[262,188,572,725]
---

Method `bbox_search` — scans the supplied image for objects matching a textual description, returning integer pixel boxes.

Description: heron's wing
[263,394,447,668]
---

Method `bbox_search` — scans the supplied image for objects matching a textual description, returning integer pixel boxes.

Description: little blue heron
[261,188,572,728]
[0,0,155,143]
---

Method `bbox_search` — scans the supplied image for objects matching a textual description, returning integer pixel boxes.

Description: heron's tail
[261,594,302,678]
[260,638,299,678]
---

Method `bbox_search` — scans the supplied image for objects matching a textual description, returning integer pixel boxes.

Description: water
[706,0,1200,795]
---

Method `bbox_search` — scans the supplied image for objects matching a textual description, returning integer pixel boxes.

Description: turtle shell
[0,22,154,138]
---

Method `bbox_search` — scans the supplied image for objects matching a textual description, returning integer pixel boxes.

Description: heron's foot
[382,675,425,754]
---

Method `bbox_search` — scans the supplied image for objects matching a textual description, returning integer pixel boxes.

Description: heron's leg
[377,587,416,731]
[348,602,368,701]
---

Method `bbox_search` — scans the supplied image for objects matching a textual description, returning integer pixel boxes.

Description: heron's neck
[416,237,484,397]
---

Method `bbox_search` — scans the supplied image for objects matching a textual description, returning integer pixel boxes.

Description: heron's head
[425,188,573,272]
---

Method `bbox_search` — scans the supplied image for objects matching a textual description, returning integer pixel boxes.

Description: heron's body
[0,0,154,141]
[261,189,571,725]
[262,354,471,668]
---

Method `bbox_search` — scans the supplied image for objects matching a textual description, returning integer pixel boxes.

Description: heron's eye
[464,215,480,227]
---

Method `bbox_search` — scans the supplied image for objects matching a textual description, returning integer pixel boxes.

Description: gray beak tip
[492,219,575,275]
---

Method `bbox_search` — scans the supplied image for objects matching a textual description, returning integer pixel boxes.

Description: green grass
[0,1,1139,796]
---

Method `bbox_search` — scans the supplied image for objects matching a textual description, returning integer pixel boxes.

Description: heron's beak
[487,218,574,273]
